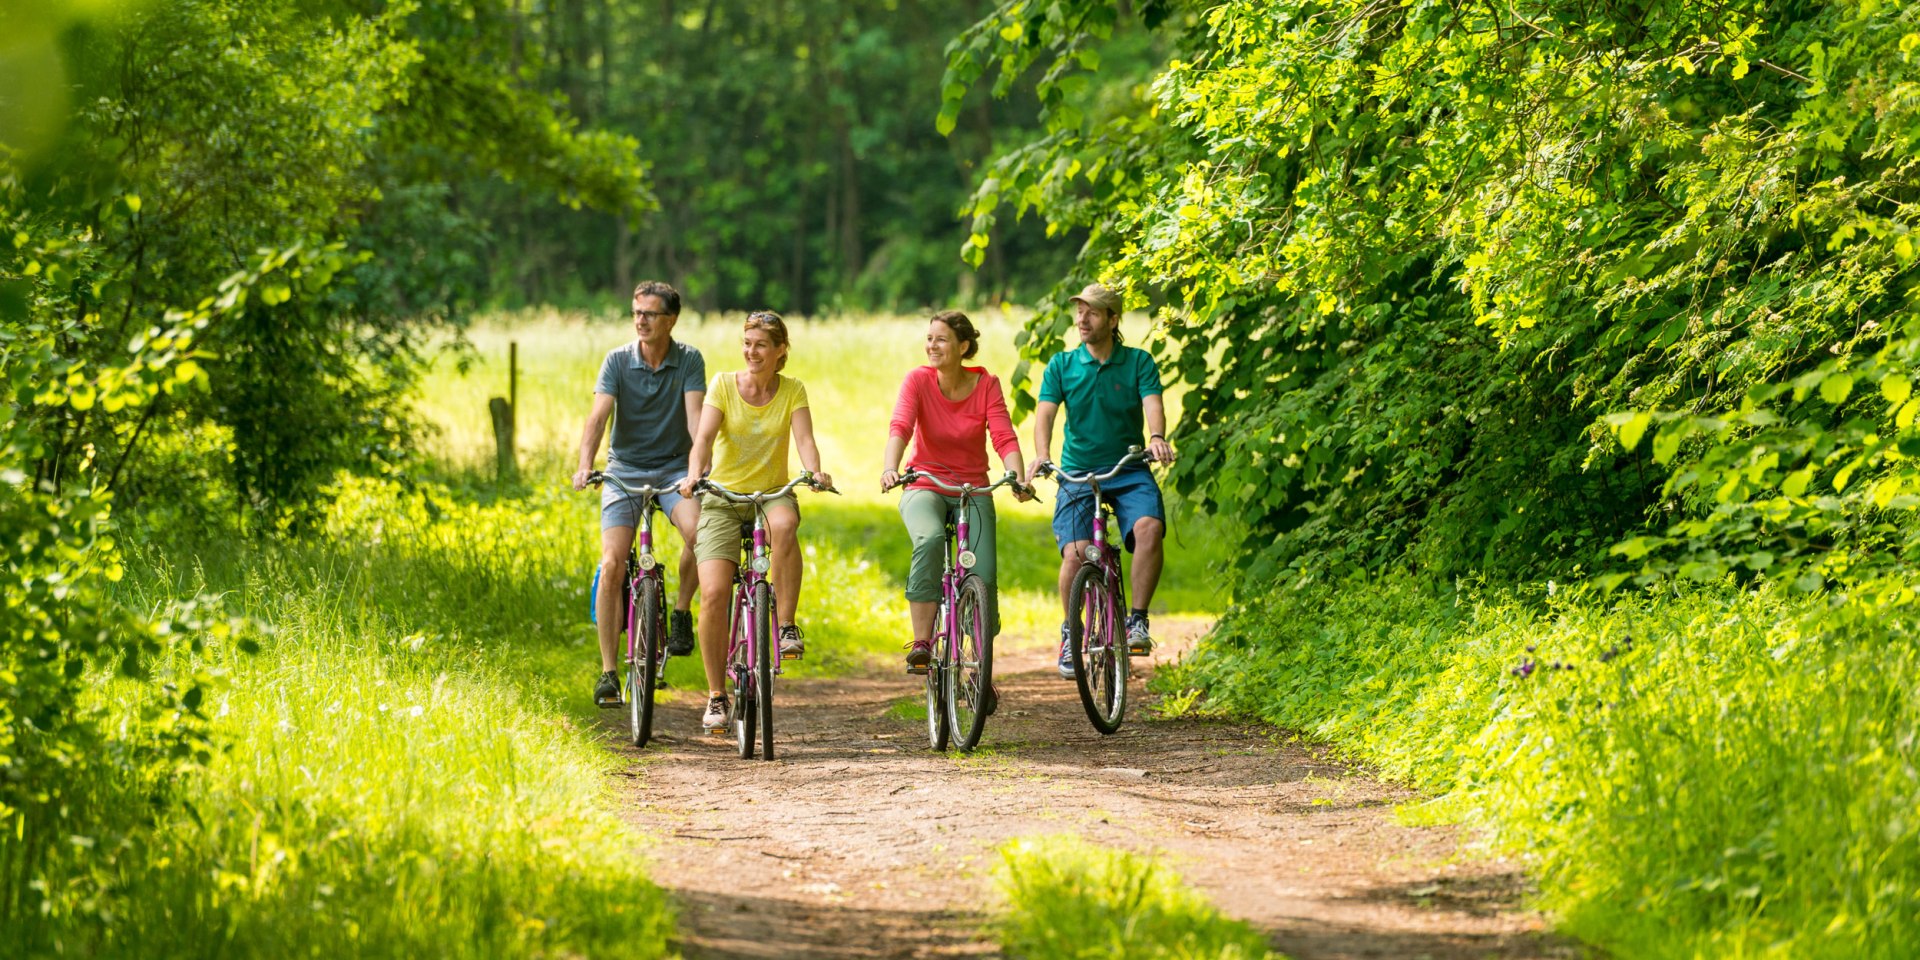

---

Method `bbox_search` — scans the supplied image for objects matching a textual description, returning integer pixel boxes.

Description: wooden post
[489,397,516,480]
[491,341,520,480]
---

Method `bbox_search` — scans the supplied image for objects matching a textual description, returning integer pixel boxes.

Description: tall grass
[1160,577,1920,958]
[993,835,1281,960]
[12,476,675,957]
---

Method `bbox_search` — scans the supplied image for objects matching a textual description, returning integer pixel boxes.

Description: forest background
[4,0,1920,957]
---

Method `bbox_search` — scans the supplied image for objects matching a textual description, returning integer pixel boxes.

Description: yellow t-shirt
[706,372,810,493]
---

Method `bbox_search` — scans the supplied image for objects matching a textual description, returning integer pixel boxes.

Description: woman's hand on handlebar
[880,468,901,492]
[809,471,836,493]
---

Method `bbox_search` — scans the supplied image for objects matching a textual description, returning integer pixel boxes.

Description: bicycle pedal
[906,665,929,676]
[596,697,624,710]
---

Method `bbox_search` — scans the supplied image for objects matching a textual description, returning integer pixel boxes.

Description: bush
[1160,577,1920,957]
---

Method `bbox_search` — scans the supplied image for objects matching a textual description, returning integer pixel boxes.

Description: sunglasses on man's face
[632,309,674,320]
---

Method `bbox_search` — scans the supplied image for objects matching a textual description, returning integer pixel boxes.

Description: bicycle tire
[1067,564,1128,734]
[752,580,776,761]
[946,574,993,751]
[926,602,949,751]
[629,576,662,748]
[731,590,755,759]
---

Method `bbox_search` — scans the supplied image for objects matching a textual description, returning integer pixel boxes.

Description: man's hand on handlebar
[1147,436,1176,464]
[572,468,597,491]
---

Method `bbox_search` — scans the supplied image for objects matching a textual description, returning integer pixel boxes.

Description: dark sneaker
[779,623,805,660]
[905,638,932,673]
[667,609,695,657]
[1057,624,1076,680]
[702,695,730,735]
[594,670,622,708]
[1126,612,1154,655]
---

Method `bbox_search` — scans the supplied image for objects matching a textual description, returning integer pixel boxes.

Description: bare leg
[1057,540,1089,616]
[697,559,737,697]
[671,498,700,612]
[766,504,802,626]
[597,525,637,673]
[1129,517,1165,610]
[910,600,937,641]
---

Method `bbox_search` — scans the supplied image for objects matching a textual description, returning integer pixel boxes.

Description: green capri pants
[899,489,1000,638]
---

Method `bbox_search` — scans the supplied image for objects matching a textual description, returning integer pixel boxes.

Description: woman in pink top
[880,311,1032,670]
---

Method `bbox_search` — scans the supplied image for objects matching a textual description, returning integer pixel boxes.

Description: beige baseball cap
[1068,282,1122,316]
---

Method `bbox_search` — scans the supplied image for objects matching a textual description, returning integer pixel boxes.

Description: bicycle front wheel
[629,576,662,748]
[752,580,776,762]
[1067,565,1128,734]
[946,575,993,751]
[731,595,756,759]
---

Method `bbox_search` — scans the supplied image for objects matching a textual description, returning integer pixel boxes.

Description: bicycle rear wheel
[752,581,776,761]
[730,594,756,759]
[1067,565,1128,734]
[946,575,993,751]
[628,576,662,747]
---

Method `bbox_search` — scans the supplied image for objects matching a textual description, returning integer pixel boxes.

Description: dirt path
[600,619,1571,960]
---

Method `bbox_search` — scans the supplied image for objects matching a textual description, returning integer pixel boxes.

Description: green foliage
[1160,577,1920,957]
[944,0,1920,588]
[993,834,1280,960]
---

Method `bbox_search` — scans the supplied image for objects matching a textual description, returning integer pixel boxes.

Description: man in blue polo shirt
[571,281,707,708]
[1027,282,1176,679]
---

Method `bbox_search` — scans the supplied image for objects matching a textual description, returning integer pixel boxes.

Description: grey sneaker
[667,609,695,656]
[702,695,729,735]
[1056,624,1076,680]
[594,670,621,708]
[1126,612,1153,655]
[779,623,805,660]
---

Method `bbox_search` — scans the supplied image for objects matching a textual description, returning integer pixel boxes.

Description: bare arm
[679,403,723,498]
[791,407,831,490]
[881,434,909,491]
[1028,400,1060,483]
[572,393,617,490]
[1143,394,1174,462]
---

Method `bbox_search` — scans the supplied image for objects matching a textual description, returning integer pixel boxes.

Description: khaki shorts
[692,492,799,565]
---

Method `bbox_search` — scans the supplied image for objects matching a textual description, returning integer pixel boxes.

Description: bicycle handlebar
[696,471,840,503]
[1034,446,1158,485]
[586,471,688,500]
[885,469,1039,502]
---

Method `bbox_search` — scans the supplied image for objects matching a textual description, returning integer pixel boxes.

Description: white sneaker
[702,695,729,735]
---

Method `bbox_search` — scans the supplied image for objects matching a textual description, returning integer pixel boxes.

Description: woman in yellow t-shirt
[680,311,834,735]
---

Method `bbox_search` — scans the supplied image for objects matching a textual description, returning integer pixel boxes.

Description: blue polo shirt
[1038,342,1163,473]
[595,339,707,470]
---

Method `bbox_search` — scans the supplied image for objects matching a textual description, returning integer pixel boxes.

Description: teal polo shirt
[1038,343,1163,473]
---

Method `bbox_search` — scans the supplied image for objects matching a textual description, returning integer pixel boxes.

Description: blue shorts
[1050,466,1165,554]
[600,460,690,530]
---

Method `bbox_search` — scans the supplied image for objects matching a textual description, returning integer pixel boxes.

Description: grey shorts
[600,461,691,530]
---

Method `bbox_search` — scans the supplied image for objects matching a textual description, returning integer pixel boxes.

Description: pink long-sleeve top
[890,365,1020,493]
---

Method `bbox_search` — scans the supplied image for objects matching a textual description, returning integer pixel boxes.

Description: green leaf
[1820,373,1853,405]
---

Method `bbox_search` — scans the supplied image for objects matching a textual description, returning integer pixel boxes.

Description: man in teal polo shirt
[1027,282,1176,679]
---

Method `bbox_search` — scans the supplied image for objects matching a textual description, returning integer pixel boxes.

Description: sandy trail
[601,619,1570,960]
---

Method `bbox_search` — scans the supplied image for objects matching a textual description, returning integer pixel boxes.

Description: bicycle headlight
[957,549,977,569]
[1084,543,1102,563]
[751,555,771,574]
[636,553,659,571]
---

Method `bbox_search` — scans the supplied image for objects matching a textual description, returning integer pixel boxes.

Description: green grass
[47,475,677,958]
[993,835,1281,960]
[1160,575,1920,958]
